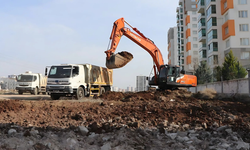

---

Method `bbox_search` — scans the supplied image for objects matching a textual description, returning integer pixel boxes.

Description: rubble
[0,89,249,149]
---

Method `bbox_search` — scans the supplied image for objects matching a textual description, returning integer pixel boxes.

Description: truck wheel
[18,91,23,95]
[76,87,84,100]
[33,88,38,95]
[100,87,105,95]
[50,94,60,100]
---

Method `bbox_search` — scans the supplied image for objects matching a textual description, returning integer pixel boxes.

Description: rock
[8,129,17,135]
[217,125,228,132]
[236,141,249,150]
[167,133,177,140]
[101,142,111,150]
[78,126,89,136]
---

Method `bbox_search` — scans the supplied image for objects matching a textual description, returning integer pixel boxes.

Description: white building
[136,76,148,92]
[168,27,178,65]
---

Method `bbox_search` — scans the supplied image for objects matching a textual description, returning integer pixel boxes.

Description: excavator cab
[158,65,181,89]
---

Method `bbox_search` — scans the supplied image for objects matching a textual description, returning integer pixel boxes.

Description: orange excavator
[105,17,197,89]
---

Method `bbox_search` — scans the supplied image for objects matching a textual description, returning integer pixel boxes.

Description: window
[241,52,250,59]
[208,29,217,42]
[182,59,184,64]
[181,20,183,25]
[191,5,196,8]
[239,11,248,18]
[181,39,184,44]
[192,24,197,28]
[207,5,216,18]
[180,14,183,19]
[225,27,229,35]
[226,39,230,48]
[192,17,197,21]
[181,46,184,51]
[238,0,247,4]
[239,24,249,31]
[240,38,249,45]
[193,30,197,34]
[191,0,196,2]
[208,42,218,51]
[198,29,206,39]
[192,11,196,14]
[193,44,198,48]
[193,37,197,41]
[181,33,184,38]
[193,51,198,55]
[224,1,227,9]
[207,17,217,30]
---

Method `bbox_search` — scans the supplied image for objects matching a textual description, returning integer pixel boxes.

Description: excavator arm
[105,17,164,74]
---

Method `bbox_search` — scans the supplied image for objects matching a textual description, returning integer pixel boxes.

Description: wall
[189,78,249,95]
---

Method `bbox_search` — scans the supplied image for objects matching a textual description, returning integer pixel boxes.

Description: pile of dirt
[0,89,250,143]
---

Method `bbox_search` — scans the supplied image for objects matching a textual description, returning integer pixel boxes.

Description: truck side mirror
[45,68,48,76]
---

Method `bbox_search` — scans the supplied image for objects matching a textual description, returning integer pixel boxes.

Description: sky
[0,0,179,89]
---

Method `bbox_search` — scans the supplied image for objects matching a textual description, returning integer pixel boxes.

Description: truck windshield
[17,75,34,82]
[48,66,72,78]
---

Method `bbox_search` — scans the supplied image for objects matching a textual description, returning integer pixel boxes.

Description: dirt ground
[0,89,250,142]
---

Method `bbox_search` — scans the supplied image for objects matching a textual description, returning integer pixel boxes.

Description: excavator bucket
[106,51,133,69]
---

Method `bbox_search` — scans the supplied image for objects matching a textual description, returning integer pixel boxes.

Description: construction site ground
[0,89,250,149]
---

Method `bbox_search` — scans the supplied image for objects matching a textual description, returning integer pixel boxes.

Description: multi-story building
[136,76,148,92]
[197,0,250,70]
[168,27,178,65]
[177,0,199,74]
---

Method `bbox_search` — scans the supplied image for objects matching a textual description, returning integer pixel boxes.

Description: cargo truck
[46,64,113,100]
[16,71,47,95]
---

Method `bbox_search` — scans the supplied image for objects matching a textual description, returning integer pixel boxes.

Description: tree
[221,50,247,80]
[213,66,222,81]
[195,61,212,84]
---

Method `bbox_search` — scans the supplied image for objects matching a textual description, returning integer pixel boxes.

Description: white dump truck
[46,64,113,100]
[16,71,47,95]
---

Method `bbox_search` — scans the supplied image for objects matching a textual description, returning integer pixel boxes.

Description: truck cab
[16,71,47,95]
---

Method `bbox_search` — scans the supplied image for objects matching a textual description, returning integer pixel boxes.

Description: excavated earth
[0,89,250,149]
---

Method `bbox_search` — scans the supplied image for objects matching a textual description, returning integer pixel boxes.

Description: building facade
[136,76,148,92]
[168,27,178,65]
[197,0,250,70]
[177,0,199,74]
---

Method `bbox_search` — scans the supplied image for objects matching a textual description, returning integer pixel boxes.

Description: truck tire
[18,91,23,95]
[100,87,105,95]
[76,87,84,100]
[50,94,60,100]
[32,88,38,95]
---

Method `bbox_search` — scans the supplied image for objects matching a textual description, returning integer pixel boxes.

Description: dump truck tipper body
[46,64,113,100]
[16,71,47,95]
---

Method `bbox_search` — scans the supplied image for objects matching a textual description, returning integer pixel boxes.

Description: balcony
[176,7,179,13]
[197,0,205,13]
[198,29,206,42]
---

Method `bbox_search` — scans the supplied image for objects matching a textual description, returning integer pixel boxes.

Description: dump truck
[16,71,47,95]
[46,64,113,100]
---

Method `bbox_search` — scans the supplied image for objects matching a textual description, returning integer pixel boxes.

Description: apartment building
[167,27,178,65]
[197,0,250,69]
[177,0,199,74]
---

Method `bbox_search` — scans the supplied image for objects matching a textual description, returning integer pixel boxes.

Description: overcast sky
[0,0,178,89]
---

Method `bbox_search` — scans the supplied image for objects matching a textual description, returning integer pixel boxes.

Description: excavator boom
[105,18,164,73]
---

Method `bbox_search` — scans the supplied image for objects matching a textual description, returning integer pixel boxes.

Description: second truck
[46,64,113,100]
